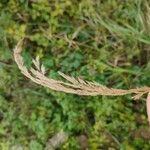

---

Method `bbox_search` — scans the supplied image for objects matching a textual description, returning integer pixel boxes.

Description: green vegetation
[1,0,150,149]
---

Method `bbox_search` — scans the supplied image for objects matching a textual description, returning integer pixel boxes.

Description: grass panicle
[14,39,150,100]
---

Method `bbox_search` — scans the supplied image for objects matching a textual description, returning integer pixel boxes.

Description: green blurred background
[1,0,150,149]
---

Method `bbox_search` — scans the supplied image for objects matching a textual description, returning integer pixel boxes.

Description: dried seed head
[14,39,150,99]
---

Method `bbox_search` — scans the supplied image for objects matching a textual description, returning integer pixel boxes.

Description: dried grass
[14,39,150,100]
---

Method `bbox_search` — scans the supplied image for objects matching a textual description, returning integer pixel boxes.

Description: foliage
[0,0,150,149]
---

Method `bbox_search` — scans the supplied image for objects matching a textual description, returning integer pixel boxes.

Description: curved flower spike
[14,39,150,99]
